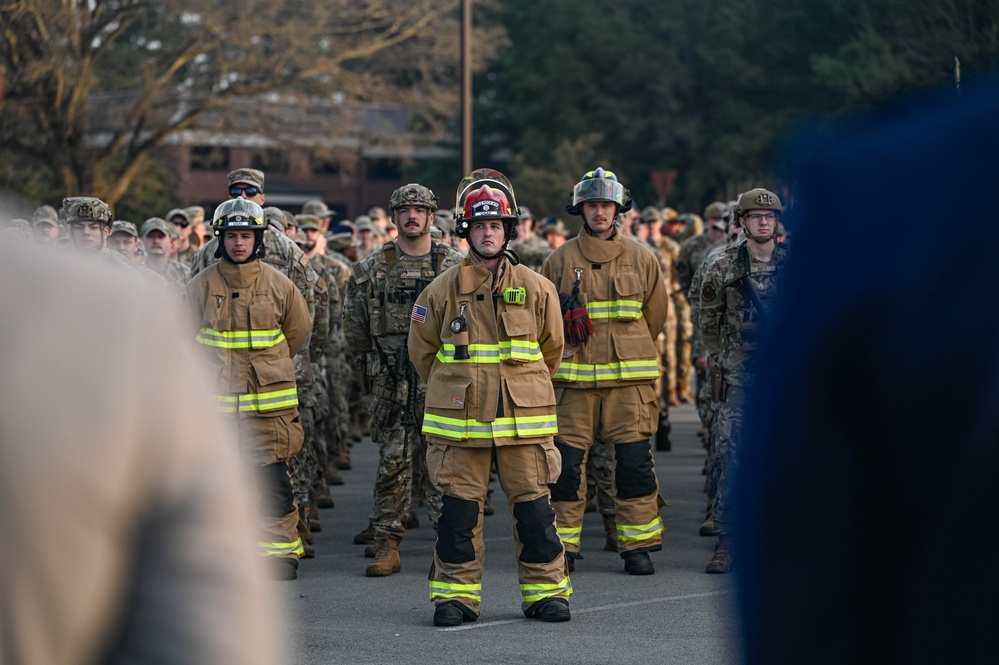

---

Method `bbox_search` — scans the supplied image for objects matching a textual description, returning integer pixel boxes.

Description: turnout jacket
[409,252,564,447]
[540,230,669,389]
[187,259,312,415]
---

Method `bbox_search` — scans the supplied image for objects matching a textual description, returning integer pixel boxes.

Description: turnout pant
[427,441,571,616]
[549,385,664,556]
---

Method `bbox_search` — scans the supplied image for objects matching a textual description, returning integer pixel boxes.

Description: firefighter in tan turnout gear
[409,169,572,626]
[186,198,313,581]
[540,168,669,575]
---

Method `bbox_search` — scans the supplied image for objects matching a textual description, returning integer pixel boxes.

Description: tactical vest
[367,242,442,338]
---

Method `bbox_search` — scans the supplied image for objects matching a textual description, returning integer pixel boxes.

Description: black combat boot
[623,550,655,575]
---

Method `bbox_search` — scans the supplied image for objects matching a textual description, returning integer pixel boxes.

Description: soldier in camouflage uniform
[679,202,728,443]
[690,204,740,536]
[141,218,188,296]
[343,183,463,577]
[509,206,550,271]
[662,211,693,404]
[61,198,161,280]
[698,188,788,574]
[189,171,329,552]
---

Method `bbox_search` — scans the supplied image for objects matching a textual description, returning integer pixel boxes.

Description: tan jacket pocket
[252,355,296,386]
[425,377,471,409]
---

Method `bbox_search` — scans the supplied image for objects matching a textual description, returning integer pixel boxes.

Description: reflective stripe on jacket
[540,232,669,389]
[187,259,312,415]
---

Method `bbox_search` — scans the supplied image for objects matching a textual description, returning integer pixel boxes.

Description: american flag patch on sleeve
[411,304,427,323]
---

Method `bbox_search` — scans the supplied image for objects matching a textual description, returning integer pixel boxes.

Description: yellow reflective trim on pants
[436,341,544,364]
[196,327,287,349]
[423,413,557,440]
[556,526,581,545]
[259,537,305,557]
[430,580,482,601]
[521,578,573,602]
[553,358,659,382]
[215,388,299,413]
[617,516,664,542]
[586,299,644,320]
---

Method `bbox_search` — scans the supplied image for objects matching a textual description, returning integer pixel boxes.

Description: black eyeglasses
[171,218,190,228]
[229,185,261,198]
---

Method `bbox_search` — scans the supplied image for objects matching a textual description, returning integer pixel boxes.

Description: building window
[310,155,341,176]
[190,146,230,171]
[252,150,289,174]
[366,158,401,180]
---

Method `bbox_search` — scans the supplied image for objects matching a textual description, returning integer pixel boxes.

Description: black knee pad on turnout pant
[255,461,295,517]
[549,441,584,501]
[614,440,657,499]
[514,496,562,563]
[436,495,478,564]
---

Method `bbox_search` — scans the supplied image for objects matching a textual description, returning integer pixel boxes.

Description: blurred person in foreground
[737,74,999,663]
[0,240,279,664]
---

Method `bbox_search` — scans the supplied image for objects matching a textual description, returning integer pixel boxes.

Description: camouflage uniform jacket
[676,233,710,297]
[147,258,189,297]
[511,234,551,272]
[698,239,788,387]
[688,237,729,358]
[540,231,669,389]
[657,236,682,294]
[343,241,463,398]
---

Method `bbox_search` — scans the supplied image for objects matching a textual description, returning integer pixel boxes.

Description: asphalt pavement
[279,400,742,665]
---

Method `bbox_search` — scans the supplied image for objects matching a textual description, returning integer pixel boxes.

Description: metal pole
[461,0,472,174]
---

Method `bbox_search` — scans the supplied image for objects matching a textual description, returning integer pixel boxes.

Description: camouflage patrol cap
[540,219,569,237]
[2,220,32,242]
[297,214,322,231]
[185,206,206,225]
[678,213,703,235]
[227,168,265,189]
[302,199,336,219]
[434,210,455,233]
[518,205,533,220]
[736,188,784,215]
[429,225,442,242]
[141,217,178,239]
[166,207,191,225]
[262,206,287,231]
[367,206,387,220]
[355,218,375,233]
[703,201,727,221]
[63,197,113,226]
[661,207,680,224]
[32,205,59,226]
[110,221,139,238]
[326,230,353,251]
[640,206,661,223]
[389,184,438,213]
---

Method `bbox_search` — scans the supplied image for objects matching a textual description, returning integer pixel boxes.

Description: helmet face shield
[572,178,626,208]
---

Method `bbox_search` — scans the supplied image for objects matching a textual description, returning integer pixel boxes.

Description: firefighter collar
[458,255,494,295]
[577,229,624,264]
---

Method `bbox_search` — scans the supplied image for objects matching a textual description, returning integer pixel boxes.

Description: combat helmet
[734,188,783,242]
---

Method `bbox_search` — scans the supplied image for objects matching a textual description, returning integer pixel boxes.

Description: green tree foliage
[475,0,999,215]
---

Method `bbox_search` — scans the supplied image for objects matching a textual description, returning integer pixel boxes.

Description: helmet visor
[572,178,626,207]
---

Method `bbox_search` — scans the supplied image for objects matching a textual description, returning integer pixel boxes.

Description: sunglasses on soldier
[170,217,190,228]
[229,185,261,198]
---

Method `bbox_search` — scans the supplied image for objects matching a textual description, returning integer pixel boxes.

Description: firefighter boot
[623,551,655,575]
[602,514,618,552]
[433,600,478,627]
[365,539,401,577]
[706,536,733,574]
[525,597,571,622]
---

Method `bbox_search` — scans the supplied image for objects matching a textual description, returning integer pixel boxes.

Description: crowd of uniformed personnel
[0,165,787,623]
